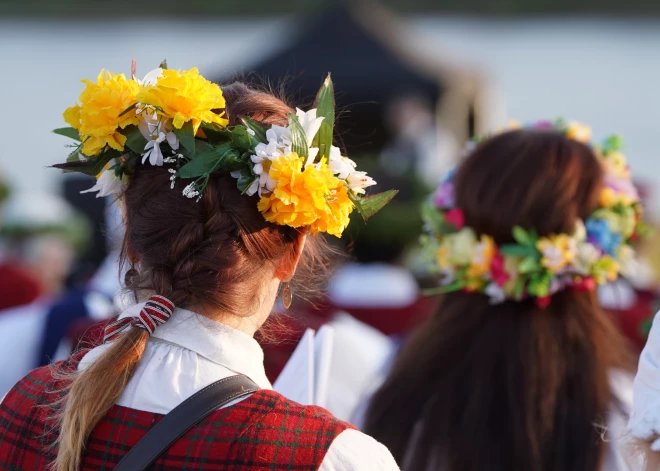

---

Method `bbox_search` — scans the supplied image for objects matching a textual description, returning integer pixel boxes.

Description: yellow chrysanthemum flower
[565,121,592,143]
[257,153,354,238]
[537,234,577,273]
[467,235,495,278]
[136,68,228,134]
[64,70,140,156]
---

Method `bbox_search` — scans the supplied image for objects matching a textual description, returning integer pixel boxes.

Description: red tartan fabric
[0,355,354,470]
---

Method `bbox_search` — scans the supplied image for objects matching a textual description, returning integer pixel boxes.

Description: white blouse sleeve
[319,429,400,471]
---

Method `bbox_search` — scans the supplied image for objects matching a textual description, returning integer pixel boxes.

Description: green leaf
[118,103,138,118]
[512,226,531,246]
[350,189,398,221]
[66,145,82,164]
[123,125,148,155]
[518,255,541,274]
[173,121,195,153]
[241,117,268,144]
[500,244,536,257]
[237,174,258,195]
[53,127,81,141]
[603,134,624,152]
[200,122,232,144]
[312,73,335,160]
[159,59,168,69]
[287,113,308,158]
[423,280,465,296]
[177,145,240,179]
[231,126,252,151]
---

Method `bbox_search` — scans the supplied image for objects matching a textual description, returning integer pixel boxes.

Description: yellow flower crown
[53,63,397,237]
[423,119,646,306]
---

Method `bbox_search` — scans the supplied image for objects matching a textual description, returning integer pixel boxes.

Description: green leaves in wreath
[177,144,243,179]
[287,113,308,158]
[241,117,268,145]
[500,225,542,275]
[173,121,195,154]
[51,148,121,177]
[312,73,335,161]
[349,189,399,221]
[53,127,81,141]
[123,125,148,155]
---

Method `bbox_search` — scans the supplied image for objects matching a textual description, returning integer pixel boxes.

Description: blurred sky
[1,15,660,213]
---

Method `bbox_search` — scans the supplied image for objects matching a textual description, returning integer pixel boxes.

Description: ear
[274,231,307,282]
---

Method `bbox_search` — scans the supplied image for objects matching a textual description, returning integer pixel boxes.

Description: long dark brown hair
[363,130,633,471]
[53,83,338,471]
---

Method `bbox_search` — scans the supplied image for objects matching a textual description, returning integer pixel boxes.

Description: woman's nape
[363,129,633,471]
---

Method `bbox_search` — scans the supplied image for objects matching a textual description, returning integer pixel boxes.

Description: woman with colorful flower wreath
[0,65,398,470]
[363,121,642,471]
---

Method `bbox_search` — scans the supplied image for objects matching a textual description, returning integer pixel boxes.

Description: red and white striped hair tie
[103,295,175,343]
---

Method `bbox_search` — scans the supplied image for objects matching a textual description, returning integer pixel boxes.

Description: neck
[189,277,281,337]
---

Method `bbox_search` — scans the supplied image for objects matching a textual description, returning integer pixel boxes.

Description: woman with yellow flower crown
[0,64,399,471]
[363,120,644,471]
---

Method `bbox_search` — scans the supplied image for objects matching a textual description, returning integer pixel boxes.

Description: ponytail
[53,328,149,471]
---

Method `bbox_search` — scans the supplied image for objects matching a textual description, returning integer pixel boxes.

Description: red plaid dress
[0,354,354,470]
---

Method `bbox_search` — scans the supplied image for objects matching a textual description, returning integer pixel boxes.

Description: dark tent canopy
[215,2,449,155]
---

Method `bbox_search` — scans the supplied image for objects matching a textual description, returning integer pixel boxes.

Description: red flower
[572,276,596,292]
[535,296,551,309]
[490,251,509,287]
[444,208,465,229]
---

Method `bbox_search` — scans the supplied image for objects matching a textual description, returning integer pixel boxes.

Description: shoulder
[1,350,87,408]
[236,391,398,470]
[320,429,400,471]
[245,390,355,434]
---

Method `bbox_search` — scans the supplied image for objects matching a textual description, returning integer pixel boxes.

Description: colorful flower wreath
[53,62,396,237]
[422,119,645,307]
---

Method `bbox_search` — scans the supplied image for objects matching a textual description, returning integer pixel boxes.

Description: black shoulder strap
[113,375,259,471]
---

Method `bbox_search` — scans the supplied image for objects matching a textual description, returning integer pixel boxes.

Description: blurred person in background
[0,184,43,310]
[364,123,641,471]
[379,92,457,189]
[0,191,115,394]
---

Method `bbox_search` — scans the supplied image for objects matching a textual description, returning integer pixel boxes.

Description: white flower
[139,114,179,166]
[573,220,587,242]
[182,183,200,199]
[249,125,292,196]
[81,159,126,197]
[296,107,324,147]
[485,283,506,304]
[346,171,376,195]
[618,245,639,278]
[328,145,356,180]
[573,241,600,274]
[138,68,163,86]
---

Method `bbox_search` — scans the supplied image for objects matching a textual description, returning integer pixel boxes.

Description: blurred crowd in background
[1,0,660,421]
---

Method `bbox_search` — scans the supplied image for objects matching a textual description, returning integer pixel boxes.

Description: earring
[281,283,293,309]
[124,267,138,286]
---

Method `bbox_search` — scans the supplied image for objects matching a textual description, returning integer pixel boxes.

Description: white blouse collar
[118,303,272,389]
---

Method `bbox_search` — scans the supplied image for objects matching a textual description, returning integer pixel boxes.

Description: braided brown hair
[53,83,338,471]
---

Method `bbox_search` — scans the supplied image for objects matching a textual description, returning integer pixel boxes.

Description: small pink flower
[535,296,551,309]
[572,276,596,292]
[444,208,465,229]
[490,251,509,287]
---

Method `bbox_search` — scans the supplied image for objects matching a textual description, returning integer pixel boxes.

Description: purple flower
[434,183,455,209]
[534,120,553,129]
